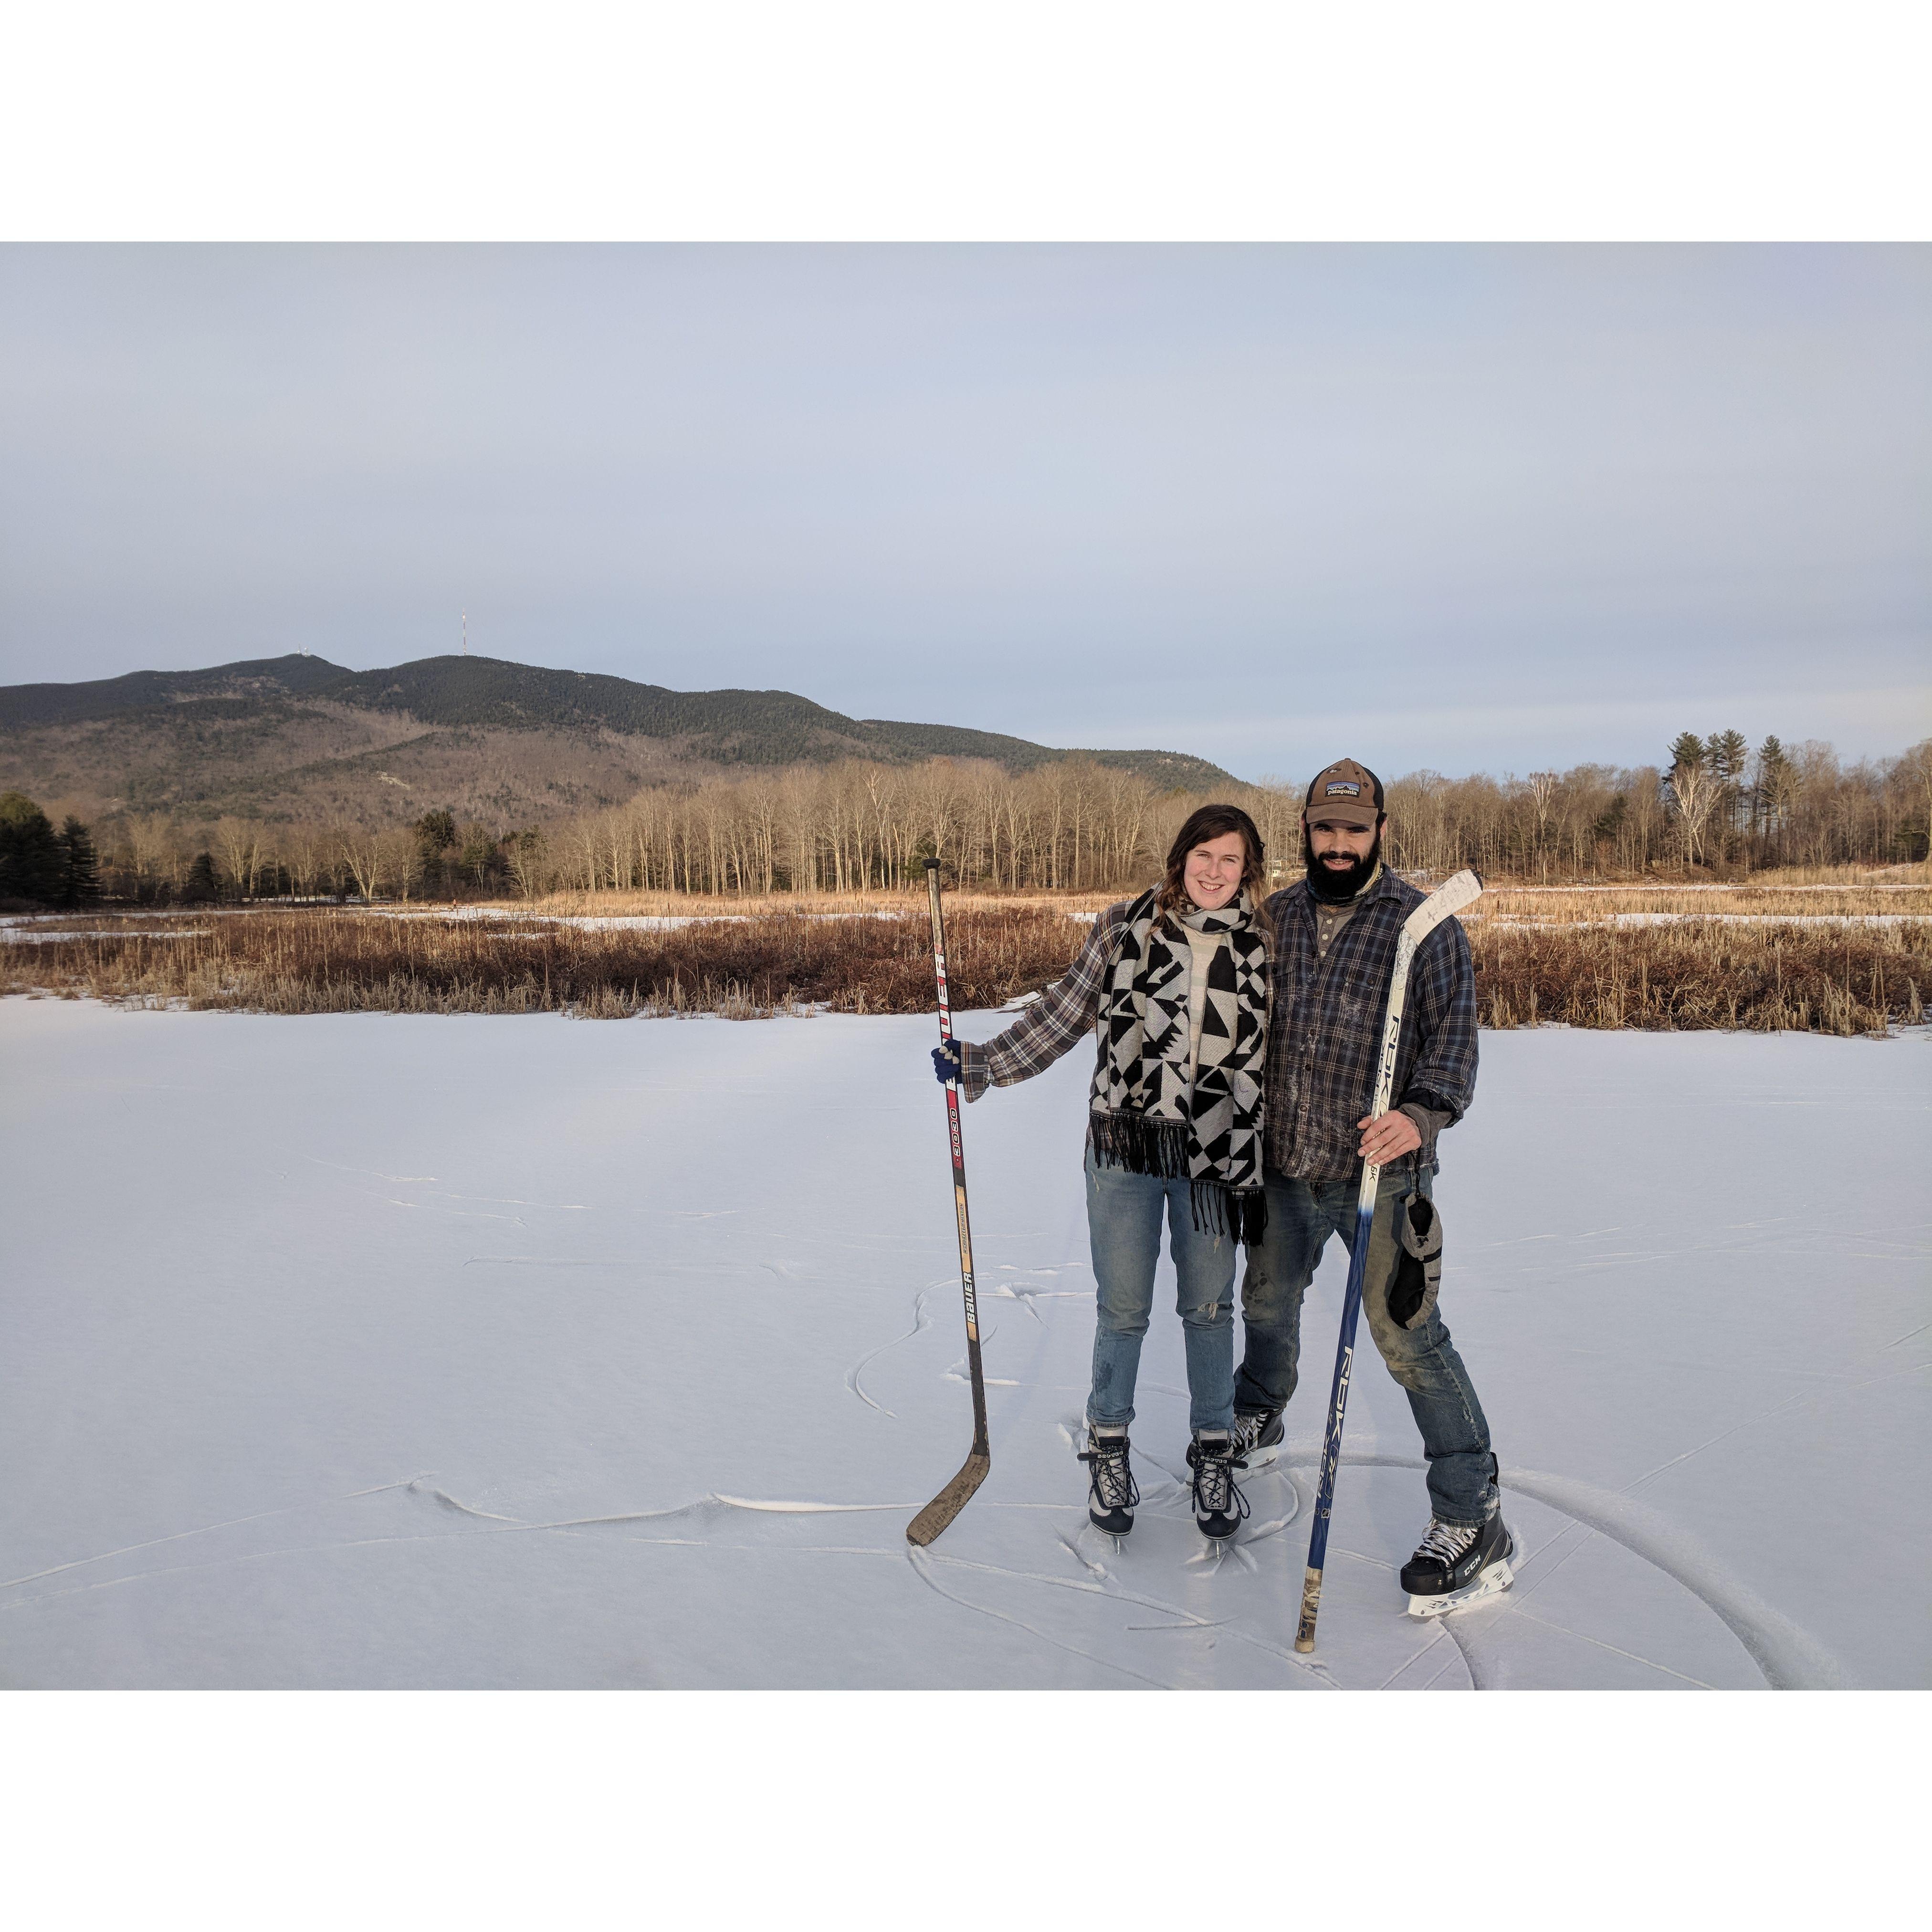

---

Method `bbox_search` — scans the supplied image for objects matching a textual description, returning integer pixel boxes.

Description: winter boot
[1185,1428,1250,1540]
[1078,1424,1139,1535]
[1400,1514,1515,1617]
[1231,1403,1285,1468]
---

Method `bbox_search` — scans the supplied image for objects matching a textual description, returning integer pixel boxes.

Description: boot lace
[1079,1435,1139,1511]
[1415,1518,1479,1567]
[1191,1439,1250,1522]
[1232,1409,1274,1456]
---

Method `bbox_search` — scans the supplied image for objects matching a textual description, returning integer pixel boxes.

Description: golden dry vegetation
[4,873,1928,1035]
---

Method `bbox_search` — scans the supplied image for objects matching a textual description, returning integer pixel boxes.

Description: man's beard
[1303,827,1382,902]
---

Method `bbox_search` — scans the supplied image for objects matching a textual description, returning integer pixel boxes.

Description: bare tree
[505,828,548,899]
[214,817,266,900]
[384,827,423,902]
[1665,735,1719,868]
[339,827,385,901]
[1526,772,1559,882]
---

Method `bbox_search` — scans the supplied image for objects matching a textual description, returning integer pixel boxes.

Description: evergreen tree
[56,817,102,907]
[1707,729,1749,850]
[0,791,65,903]
[1667,732,1707,780]
[182,851,220,903]
[1754,735,1793,848]
[414,808,459,896]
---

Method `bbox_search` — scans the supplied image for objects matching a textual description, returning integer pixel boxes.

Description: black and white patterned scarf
[1090,886,1270,1240]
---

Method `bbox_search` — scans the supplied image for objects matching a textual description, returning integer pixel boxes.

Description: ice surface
[1,999,1925,1689]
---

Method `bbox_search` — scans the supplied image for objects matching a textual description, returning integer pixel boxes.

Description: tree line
[0,792,103,906]
[6,733,1926,908]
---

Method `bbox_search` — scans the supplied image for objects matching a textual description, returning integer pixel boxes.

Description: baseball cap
[1303,758,1384,831]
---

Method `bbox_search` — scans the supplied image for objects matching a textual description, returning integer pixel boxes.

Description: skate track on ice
[1,1002,1925,1690]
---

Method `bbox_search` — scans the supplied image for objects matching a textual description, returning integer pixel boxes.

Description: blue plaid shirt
[956,904,1128,1102]
[1262,872,1478,1182]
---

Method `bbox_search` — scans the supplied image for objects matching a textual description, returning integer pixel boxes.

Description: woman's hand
[933,1042,963,1086]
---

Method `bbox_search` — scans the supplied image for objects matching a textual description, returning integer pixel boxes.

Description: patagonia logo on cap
[1324,780,1362,798]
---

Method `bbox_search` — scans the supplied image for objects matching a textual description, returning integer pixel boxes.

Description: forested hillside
[0,652,1234,830]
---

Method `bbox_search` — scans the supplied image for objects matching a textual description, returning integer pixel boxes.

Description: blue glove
[932,1042,963,1086]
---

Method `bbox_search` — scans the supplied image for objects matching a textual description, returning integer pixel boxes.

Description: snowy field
[1,998,1926,1690]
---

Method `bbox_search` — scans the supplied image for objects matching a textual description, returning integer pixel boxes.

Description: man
[1234,758,1512,1614]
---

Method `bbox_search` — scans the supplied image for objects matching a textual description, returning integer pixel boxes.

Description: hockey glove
[1386,1195,1443,1331]
[932,1042,964,1086]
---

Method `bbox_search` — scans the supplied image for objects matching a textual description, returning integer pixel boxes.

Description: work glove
[1386,1195,1443,1331]
[932,1042,963,1086]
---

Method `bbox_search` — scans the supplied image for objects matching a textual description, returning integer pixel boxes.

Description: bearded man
[1234,759,1512,1614]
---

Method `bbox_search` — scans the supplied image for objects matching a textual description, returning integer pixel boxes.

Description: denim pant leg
[1235,1169,1336,1415]
[1344,1166,1500,1527]
[1084,1149,1165,1428]
[1163,1177,1237,1435]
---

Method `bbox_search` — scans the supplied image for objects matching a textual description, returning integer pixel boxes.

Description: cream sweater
[1183,924,1226,1086]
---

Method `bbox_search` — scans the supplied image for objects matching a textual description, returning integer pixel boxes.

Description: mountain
[0,653,1239,828]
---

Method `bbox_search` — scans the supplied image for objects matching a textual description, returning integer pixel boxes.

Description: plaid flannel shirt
[1262,872,1478,1182]
[956,903,1130,1103]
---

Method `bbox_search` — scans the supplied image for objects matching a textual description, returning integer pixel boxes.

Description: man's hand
[933,1042,963,1086]
[1357,1108,1421,1165]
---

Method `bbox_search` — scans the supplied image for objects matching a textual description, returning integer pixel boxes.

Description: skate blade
[1407,1556,1513,1619]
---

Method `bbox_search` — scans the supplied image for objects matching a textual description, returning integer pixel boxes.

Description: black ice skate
[1078,1425,1139,1535]
[1231,1403,1285,1470]
[1185,1429,1250,1541]
[1400,1514,1515,1618]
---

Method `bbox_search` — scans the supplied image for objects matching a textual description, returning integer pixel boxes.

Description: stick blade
[906,1452,991,1546]
[1403,867,1483,942]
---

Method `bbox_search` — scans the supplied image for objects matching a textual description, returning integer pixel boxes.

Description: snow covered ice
[1,998,1926,1690]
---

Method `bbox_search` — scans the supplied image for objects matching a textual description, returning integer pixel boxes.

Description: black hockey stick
[906,859,991,1546]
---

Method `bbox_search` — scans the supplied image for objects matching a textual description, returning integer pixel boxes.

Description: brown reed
[0,906,1086,1019]
[4,898,1928,1035]
[1470,918,1927,1035]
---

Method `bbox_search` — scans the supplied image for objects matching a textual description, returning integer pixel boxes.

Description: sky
[0,244,1925,783]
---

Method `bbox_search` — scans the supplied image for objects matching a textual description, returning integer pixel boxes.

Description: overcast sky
[0,244,1924,782]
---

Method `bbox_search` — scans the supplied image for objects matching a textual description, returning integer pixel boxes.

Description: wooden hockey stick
[906,860,991,1546]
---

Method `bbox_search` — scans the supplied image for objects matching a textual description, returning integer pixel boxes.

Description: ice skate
[1078,1424,1139,1536]
[1185,1428,1250,1540]
[1402,1514,1514,1617]
[1231,1403,1285,1470]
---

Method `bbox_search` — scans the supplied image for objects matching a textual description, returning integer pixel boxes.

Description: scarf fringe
[1187,1179,1268,1244]
[1089,1109,1191,1178]
[1089,1113,1268,1242]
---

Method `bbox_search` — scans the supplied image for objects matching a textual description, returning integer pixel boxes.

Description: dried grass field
[4,876,1929,1034]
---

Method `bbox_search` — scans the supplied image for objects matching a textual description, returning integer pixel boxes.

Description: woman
[934,804,1271,1541]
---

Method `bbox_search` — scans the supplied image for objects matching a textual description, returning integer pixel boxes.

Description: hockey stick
[1294,868,1483,1652]
[906,858,992,1546]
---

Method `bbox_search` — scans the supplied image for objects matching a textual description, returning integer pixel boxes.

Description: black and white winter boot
[1231,1404,1285,1469]
[1185,1429,1250,1541]
[1078,1424,1139,1535]
[1400,1514,1515,1617]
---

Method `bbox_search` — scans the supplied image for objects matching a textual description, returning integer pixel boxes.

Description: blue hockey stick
[1294,868,1482,1654]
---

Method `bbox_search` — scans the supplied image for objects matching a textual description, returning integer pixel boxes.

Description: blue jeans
[1236,1165,1499,1526]
[1084,1146,1237,1435]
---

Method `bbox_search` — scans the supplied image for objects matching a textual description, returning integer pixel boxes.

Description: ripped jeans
[1236,1164,1499,1526]
[1084,1146,1237,1436]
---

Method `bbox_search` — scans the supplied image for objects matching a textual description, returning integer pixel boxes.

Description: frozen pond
[1,999,1925,1689]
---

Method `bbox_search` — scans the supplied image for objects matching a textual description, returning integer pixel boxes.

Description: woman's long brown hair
[1155,803,1268,915]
